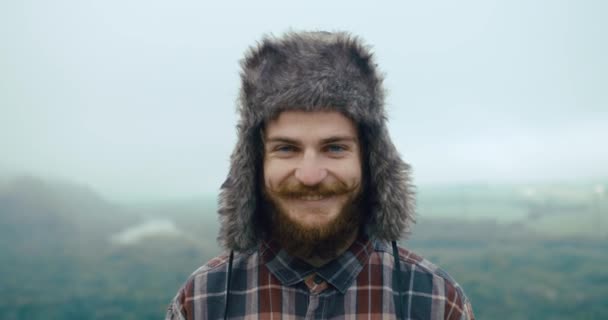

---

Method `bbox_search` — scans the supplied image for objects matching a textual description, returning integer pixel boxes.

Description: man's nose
[294,153,328,186]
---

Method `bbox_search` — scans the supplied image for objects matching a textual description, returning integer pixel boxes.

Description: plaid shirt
[166,236,475,320]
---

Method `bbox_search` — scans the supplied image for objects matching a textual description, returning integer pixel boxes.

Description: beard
[262,179,364,261]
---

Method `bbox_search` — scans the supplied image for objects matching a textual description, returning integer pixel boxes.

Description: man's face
[262,110,363,258]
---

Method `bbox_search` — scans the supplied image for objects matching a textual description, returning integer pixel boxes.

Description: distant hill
[0,176,137,256]
[0,176,213,319]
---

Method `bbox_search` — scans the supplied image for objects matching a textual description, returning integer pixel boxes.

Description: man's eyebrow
[264,136,358,146]
[264,137,299,145]
[320,136,358,144]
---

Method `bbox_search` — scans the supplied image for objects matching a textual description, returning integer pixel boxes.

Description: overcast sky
[1,0,606,202]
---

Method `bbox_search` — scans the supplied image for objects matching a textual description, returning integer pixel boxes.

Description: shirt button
[305,273,328,294]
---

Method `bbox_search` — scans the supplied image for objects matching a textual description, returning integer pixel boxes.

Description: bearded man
[166,31,475,320]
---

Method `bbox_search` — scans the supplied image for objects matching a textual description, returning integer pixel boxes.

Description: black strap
[223,250,234,320]
[392,241,406,319]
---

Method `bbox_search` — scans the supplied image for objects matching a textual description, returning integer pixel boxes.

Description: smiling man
[263,111,364,267]
[166,31,475,320]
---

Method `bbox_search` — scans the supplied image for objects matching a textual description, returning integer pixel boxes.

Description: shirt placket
[304,274,329,320]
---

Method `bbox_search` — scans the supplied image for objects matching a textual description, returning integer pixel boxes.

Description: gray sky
[1,0,606,202]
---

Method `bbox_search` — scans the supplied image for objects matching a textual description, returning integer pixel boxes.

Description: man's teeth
[298,195,326,201]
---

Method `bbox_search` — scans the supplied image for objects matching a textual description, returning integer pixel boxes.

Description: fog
[1,0,606,202]
[110,219,183,245]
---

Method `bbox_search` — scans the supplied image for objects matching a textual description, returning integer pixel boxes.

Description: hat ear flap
[217,126,263,252]
[365,124,416,241]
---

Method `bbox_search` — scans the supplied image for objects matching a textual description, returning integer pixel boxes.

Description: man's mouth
[296,194,329,201]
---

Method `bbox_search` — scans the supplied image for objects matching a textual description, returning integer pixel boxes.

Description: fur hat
[218,31,415,252]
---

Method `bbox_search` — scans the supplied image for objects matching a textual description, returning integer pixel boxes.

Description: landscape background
[2,1,607,319]
[1,175,606,319]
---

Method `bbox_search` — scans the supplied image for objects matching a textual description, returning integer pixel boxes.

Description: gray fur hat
[218,31,415,252]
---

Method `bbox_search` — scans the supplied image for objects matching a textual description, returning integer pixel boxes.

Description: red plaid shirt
[166,236,475,319]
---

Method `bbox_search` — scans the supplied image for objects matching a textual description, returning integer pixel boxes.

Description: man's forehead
[264,110,358,141]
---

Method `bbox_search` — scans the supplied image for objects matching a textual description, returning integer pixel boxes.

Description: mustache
[268,180,360,198]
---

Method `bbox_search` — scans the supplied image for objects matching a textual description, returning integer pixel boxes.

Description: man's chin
[289,212,341,228]
[279,196,345,216]
[270,203,362,261]
[290,220,336,238]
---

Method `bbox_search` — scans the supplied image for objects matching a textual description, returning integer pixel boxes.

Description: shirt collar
[260,234,374,294]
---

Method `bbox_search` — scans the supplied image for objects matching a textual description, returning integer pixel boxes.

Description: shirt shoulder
[373,241,476,320]
[165,251,256,320]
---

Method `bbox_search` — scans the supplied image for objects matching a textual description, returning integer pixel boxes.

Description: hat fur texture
[218,31,415,252]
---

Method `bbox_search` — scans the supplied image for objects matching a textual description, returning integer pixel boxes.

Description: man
[166,31,475,320]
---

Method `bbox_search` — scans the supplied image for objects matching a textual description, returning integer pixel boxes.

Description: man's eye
[326,144,346,153]
[275,145,297,153]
